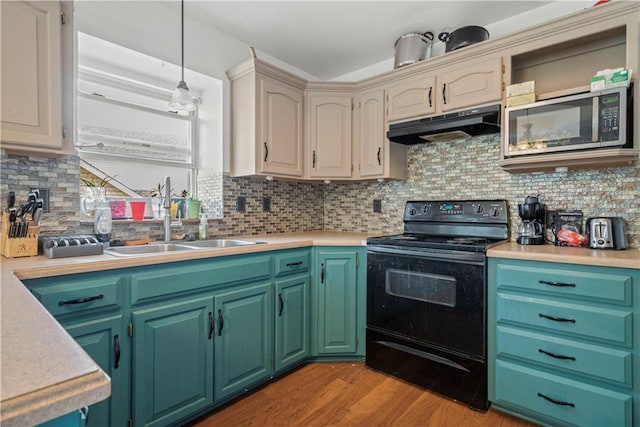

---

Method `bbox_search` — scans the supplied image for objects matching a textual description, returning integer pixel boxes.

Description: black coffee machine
[517,195,545,245]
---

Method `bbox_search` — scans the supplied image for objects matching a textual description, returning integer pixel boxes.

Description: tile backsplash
[323,134,640,248]
[1,135,639,248]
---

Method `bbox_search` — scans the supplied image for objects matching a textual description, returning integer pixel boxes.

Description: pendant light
[169,0,196,112]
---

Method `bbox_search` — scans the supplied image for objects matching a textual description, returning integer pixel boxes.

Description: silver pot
[393,32,434,69]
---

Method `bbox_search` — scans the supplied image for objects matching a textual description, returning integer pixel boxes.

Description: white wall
[332,0,594,82]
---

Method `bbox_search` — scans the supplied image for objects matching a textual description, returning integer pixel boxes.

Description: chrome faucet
[163,176,172,242]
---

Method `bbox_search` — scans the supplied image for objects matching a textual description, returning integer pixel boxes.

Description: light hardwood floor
[190,362,537,426]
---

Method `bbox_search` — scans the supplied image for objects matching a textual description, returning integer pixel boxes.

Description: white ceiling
[185,1,557,80]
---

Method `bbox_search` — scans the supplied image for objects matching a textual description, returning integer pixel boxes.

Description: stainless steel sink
[104,239,266,257]
[104,243,196,257]
[182,239,266,248]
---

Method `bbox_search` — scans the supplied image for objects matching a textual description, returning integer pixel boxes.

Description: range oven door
[367,245,486,358]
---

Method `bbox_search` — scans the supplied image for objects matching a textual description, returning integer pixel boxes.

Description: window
[76,32,223,219]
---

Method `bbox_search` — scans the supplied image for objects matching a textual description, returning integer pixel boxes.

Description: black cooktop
[367,200,510,253]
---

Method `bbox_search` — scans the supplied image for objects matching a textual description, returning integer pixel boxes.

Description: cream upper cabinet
[306,90,353,179]
[227,58,306,178]
[440,57,503,112]
[386,75,436,123]
[354,88,407,180]
[1,1,66,153]
[259,75,304,177]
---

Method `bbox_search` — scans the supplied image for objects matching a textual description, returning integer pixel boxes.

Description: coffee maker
[517,195,545,245]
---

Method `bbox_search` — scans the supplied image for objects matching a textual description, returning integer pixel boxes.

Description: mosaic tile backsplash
[1,133,639,248]
[323,134,640,248]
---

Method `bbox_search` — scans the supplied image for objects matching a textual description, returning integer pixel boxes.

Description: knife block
[1,212,39,258]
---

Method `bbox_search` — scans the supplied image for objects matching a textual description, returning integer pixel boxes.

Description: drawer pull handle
[538,313,576,323]
[538,348,576,361]
[58,294,104,306]
[278,293,284,317]
[286,261,303,267]
[539,280,576,288]
[208,312,214,340]
[114,335,120,370]
[217,309,224,336]
[537,392,575,408]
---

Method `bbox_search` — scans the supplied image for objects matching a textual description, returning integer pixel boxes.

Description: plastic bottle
[199,214,208,240]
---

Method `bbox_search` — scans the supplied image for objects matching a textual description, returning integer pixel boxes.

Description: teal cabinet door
[132,296,214,427]
[214,282,273,401]
[315,249,358,354]
[275,274,310,372]
[64,315,129,427]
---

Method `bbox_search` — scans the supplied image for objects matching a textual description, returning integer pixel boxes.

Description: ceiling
[186,1,555,80]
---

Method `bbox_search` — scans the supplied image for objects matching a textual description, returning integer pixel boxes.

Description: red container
[129,201,146,220]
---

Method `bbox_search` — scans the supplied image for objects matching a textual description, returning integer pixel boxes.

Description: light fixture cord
[181,0,185,82]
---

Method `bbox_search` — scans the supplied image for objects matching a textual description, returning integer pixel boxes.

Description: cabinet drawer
[497,325,632,387]
[497,292,632,346]
[130,255,272,304]
[274,250,310,277]
[495,360,631,427]
[496,262,632,305]
[29,276,124,317]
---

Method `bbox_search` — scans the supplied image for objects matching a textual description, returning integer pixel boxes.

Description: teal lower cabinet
[25,246,370,426]
[132,296,214,427]
[275,274,310,372]
[213,282,273,401]
[313,247,365,356]
[488,257,639,427]
[63,315,129,427]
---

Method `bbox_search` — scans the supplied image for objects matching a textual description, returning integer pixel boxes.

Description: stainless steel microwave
[504,86,632,157]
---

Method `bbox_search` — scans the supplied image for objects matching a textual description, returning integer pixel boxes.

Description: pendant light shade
[169,0,195,112]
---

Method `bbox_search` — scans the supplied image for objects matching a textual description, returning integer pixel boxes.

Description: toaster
[586,217,628,250]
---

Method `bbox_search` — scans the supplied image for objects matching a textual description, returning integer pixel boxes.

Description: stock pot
[438,26,489,52]
[393,31,434,69]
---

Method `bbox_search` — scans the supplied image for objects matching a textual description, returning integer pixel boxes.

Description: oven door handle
[367,245,485,264]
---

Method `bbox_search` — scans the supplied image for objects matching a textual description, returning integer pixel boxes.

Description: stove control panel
[404,200,508,223]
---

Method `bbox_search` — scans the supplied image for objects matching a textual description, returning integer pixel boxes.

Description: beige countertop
[0,232,374,425]
[488,242,640,269]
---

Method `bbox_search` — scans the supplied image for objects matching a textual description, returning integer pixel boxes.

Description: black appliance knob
[476,205,484,214]
[409,208,417,216]
[491,208,501,217]
[422,204,431,213]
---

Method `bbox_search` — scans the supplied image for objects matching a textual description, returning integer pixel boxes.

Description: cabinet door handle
[58,294,104,306]
[428,86,432,107]
[320,263,325,284]
[286,261,303,267]
[537,392,575,408]
[442,84,447,105]
[278,293,284,317]
[538,348,576,361]
[217,309,224,336]
[377,147,381,165]
[263,142,269,162]
[539,280,576,288]
[538,313,576,323]
[312,150,317,168]
[113,335,120,370]
[208,312,214,340]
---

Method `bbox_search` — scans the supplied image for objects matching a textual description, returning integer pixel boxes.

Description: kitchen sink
[104,243,196,257]
[182,239,266,248]
[104,239,266,257]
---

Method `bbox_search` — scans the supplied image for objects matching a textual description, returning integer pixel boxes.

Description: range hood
[387,104,501,145]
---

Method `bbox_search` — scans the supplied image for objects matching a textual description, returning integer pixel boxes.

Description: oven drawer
[496,325,632,387]
[497,292,632,346]
[496,262,632,305]
[495,360,632,427]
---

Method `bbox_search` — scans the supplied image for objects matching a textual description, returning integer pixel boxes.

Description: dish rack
[1,211,39,258]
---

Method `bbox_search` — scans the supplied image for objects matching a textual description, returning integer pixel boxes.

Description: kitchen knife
[7,191,15,210]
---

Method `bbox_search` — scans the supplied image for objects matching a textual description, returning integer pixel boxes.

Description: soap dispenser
[199,214,208,240]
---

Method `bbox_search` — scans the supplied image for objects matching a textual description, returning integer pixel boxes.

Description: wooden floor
[190,362,537,426]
